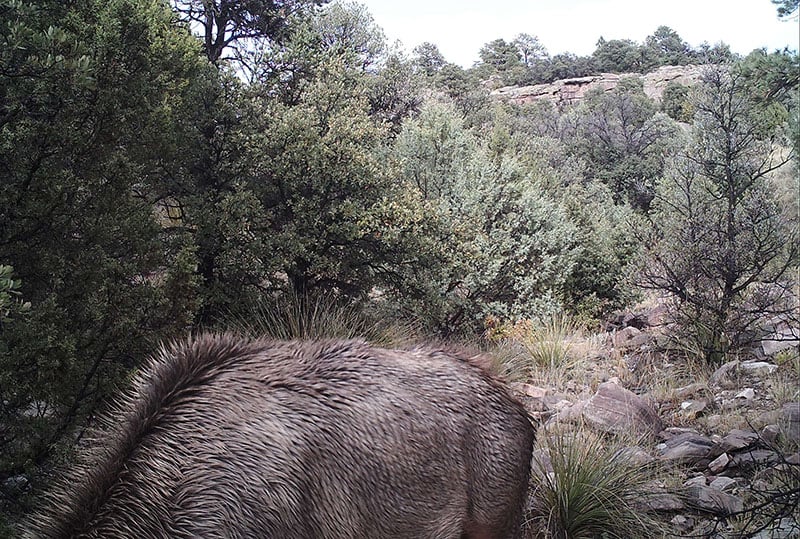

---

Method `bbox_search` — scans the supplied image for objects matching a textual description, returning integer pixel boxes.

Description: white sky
[357,0,800,67]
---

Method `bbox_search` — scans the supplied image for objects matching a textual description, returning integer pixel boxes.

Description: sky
[357,0,800,68]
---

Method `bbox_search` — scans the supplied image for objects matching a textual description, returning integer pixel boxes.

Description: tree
[475,38,527,86]
[307,0,385,70]
[392,100,580,333]
[694,41,736,64]
[593,37,653,73]
[772,0,799,19]
[539,52,596,82]
[412,41,446,76]
[0,0,207,519]
[636,66,798,363]
[171,0,327,64]
[244,51,419,300]
[513,33,548,67]
[644,26,692,66]
[573,78,678,210]
[661,81,694,122]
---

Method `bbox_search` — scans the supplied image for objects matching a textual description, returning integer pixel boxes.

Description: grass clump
[226,292,416,346]
[525,426,666,538]
[519,313,580,371]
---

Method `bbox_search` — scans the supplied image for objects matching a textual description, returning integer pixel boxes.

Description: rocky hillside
[491,65,706,106]
[508,297,799,537]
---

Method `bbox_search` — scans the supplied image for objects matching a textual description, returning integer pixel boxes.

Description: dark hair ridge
[27,334,536,538]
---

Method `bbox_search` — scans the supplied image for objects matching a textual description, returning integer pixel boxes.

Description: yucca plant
[526,427,666,538]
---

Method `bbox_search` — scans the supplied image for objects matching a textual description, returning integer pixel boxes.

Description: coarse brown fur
[26,334,535,538]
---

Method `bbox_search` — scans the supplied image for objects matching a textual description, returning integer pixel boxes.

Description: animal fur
[27,334,535,538]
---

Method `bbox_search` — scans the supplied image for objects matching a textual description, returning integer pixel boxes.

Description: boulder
[739,360,778,376]
[686,485,744,515]
[582,381,663,436]
[659,432,714,464]
[708,360,740,389]
[709,476,737,492]
[613,326,652,351]
[715,429,758,453]
[707,452,729,474]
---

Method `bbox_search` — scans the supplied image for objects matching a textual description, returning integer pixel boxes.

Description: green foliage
[170,0,328,64]
[644,26,693,66]
[513,33,548,68]
[593,37,654,73]
[0,266,29,324]
[475,38,525,84]
[573,78,679,210]
[0,0,206,499]
[412,41,446,76]
[559,181,640,321]
[247,56,402,299]
[2,0,797,531]
[636,66,799,363]
[772,0,800,19]
[392,100,580,334]
[736,48,799,149]
[660,81,694,122]
[527,427,665,538]
[473,25,731,87]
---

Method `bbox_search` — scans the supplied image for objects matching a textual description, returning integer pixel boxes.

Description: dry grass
[228,292,418,346]
[489,314,610,397]
[768,348,800,406]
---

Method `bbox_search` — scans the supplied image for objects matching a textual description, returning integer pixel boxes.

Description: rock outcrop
[491,65,706,106]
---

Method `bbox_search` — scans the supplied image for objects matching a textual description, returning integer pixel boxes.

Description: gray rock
[740,360,778,376]
[548,399,586,425]
[670,514,694,533]
[715,429,758,453]
[748,517,800,539]
[510,383,549,413]
[684,475,707,487]
[761,424,781,444]
[680,399,708,419]
[675,382,707,400]
[707,452,729,474]
[613,446,655,466]
[758,323,800,357]
[660,432,714,463]
[709,360,740,388]
[686,485,744,515]
[709,476,738,492]
[659,426,703,440]
[735,387,755,400]
[640,492,686,511]
[582,381,663,436]
[728,449,781,469]
[491,65,706,106]
[760,337,797,357]
[613,326,652,351]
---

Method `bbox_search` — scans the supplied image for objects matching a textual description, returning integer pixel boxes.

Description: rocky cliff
[491,65,706,106]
